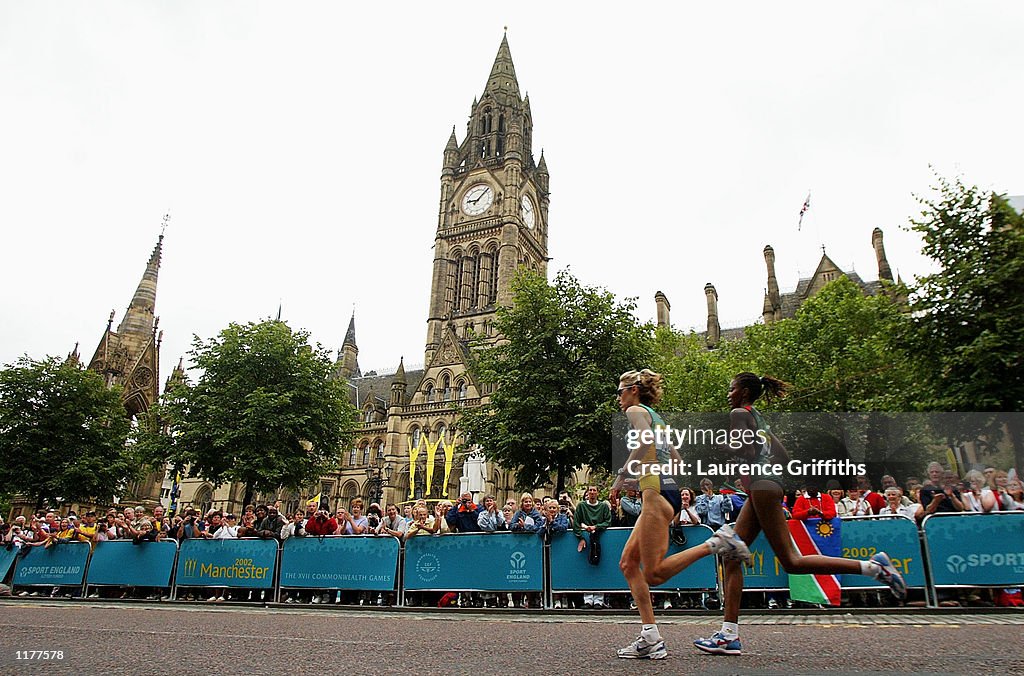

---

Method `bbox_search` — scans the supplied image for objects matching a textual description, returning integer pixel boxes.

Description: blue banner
[13,543,90,586]
[839,517,925,588]
[280,536,399,590]
[86,540,178,588]
[403,533,543,591]
[0,547,18,581]
[743,517,926,590]
[175,538,278,588]
[741,532,789,590]
[549,527,717,592]
[924,512,1024,587]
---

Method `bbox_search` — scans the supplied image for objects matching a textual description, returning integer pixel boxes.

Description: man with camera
[175,508,205,540]
[446,492,483,533]
[304,509,338,537]
[254,505,287,540]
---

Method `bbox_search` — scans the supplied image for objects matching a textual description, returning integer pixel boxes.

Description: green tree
[460,270,654,492]
[908,176,1024,470]
[0,356,137,509]
[138,320,357,505]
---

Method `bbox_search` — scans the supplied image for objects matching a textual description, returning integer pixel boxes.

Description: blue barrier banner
[924,512,1024,587]
[175,538,278,588]
[742,533,791,590]
[86,540,178,588]
[549,527,717,592]
[740,517,927,591]
[839,517,925,588]
[13,543,90,586]
[0,547,19,581]
[280,536,399,590]
[403,533,543,591]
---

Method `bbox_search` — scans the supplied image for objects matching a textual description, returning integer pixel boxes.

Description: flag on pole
[798,192,811,230]
[306,493,322,510]
[787,517,842,606]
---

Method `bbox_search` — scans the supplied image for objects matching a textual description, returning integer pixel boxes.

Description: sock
[705,538,721,554]
[720,621,739,639]
[641,624,661,641]
[860,560,881,577]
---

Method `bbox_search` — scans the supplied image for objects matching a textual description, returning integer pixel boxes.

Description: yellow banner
[408,437,423,499]
[306,492,321,510]
[442,433,457,499]
[425,436,441,497]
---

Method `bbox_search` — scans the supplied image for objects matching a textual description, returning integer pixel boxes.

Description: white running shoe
[617,635,667,660]
[706,524,752,565]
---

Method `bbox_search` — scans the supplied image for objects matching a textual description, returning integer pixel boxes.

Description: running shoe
[870,551,907,601]
[617,635,667,660]
[707,524,752,565]
[693,631,742,656]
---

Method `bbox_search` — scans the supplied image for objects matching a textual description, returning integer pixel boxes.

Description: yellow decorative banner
[442,433,457,499]
[408,437,423,499]
[425,435,441,497]
[306,493,322,510]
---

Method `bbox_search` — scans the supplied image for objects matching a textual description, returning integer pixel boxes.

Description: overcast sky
[2,2,1022,379]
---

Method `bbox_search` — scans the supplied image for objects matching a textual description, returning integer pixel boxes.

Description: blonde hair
[619,369,664,406]
[520,492,535,505]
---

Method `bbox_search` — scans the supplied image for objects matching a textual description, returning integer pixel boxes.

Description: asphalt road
[0,602,1021,675]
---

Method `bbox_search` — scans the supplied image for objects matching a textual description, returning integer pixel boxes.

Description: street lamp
[365,460,392,505]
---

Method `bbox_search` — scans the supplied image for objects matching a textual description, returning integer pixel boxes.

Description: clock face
[461,184,494,216]
[520,195,535,229]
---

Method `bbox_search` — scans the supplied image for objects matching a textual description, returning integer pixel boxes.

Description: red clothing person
[791,491,837,521]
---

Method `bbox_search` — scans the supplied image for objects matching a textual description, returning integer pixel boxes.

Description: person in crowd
[1006,479,1024,510]
[150,506,170,537]
[989,470,1013,509]
[919,471,965,515]
[666,487,703,610]
[279,511,305,540]
[855,475,886,514]
[216,513,240,539]
[41,512,59,534]
[175,508,205,540]
[511,493,543,534]
[433,501,453,534]
[365,503,383,534]
[304,509,337,537]
[841,487,873,516]
[501,504,515,529]
[336,499,368,535]
[923,462,944,487]
[619,484,642,528]
[254,505,287,540]
[238,505,258,536]
[476,495,507,532]
[791,484,837,521]
[505,497,518,513]
[133,519,163,544]
[404,505,439,540]
[962,470,1000,513]
[695,478,731,529]
[379,504,408,538]
[878,487,923,522]
[446,492,483,533]
[827,481,849,517]
[402,504,414,523]
[538,499,569,541]
[573,484,611,610]
[880,475,913,507]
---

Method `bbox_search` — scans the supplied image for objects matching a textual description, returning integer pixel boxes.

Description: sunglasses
[616,385,637,395]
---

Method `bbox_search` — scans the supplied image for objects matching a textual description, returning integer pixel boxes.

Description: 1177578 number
[15,651,64,660]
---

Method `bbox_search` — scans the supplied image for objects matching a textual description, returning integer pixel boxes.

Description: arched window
[348,447,358,466]
[364,407,374,423]
[488,249,499,305]
[410,427,421,452]
[376,440,385,460]
[425,384,434,402]
[361,442,370,465]
[441,374,451,401]
[498,114,505,133]
[436,423,447,444]
[193,485,212,516]
[458,381,468,400]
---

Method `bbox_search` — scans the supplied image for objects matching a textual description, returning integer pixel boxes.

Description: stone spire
[484,31,521,103]
[390,356,407,407]
[763,244,781,324]
[705,283,721,347]
[336,312,360,379]
[654,291,671,328]
[117,234,162,336]
[872,227,893,282]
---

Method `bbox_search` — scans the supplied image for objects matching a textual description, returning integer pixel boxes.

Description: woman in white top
[877,488,923,522]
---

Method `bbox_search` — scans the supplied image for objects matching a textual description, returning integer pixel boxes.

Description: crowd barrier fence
[5,513,1022,608]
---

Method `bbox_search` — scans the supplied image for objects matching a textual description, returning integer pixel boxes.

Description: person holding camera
[304,509,337,537]
[175,509,205,540]
[254,505,287,540]
[446,492,482,533]
[365,503,383,534]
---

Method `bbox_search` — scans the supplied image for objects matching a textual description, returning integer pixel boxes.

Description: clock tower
[424,32,550,365]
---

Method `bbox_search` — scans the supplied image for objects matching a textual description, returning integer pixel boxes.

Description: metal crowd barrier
[5,513,1022,609]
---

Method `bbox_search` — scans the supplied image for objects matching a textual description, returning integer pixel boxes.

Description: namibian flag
[787,517,842,606]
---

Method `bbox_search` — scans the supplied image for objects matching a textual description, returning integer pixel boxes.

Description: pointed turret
[871,227,893,282]
[390,356,408,407]
[484,31,521,103]
[117,234,162,336]
[443,126,459,171]
[336,313,360,379]
[165,357,187,391]
[66,342,81,366]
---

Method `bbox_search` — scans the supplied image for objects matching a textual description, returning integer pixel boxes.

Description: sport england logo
[416,553,440,582]
[945,555,967,575]
[506,550,530,583]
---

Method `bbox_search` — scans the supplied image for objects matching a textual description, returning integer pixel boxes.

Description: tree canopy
[0,356,137,508]
[459,270,654,492]
[138,320,357,504]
